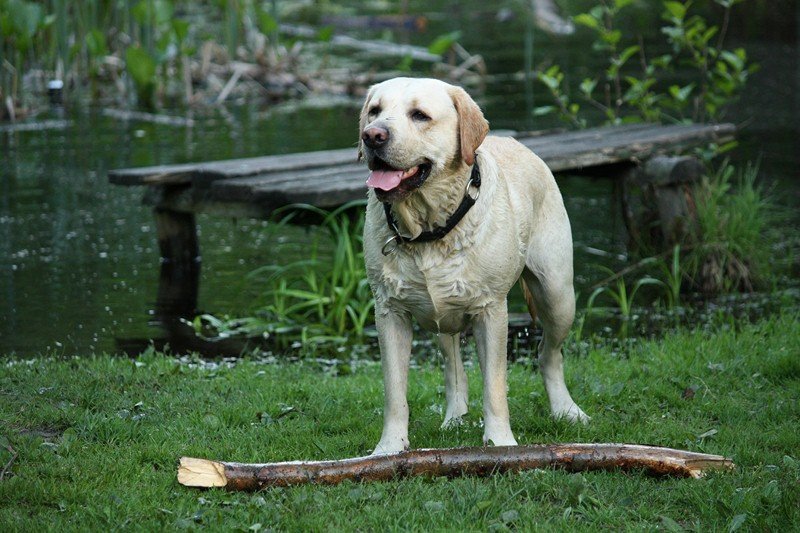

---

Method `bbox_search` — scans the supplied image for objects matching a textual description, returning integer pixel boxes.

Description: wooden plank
[133,122,734,220]
[109,124,634,185]
[110,123,733,187]
[112,122,737,220]
[528,123,731,158]
[210,162,367,199]
[109,147,358,186]
[525,123,735,172]
[206,122,734,197]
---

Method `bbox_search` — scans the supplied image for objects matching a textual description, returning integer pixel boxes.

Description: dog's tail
[520,278,538,326]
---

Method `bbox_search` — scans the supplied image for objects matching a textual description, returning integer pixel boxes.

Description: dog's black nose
[362,126,390,149]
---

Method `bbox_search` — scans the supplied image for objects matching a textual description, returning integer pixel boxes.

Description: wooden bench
[109,122,735,354]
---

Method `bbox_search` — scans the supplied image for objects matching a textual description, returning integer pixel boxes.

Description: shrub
[535,0,757,126]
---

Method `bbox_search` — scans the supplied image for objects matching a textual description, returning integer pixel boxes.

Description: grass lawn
[1,312,798,531]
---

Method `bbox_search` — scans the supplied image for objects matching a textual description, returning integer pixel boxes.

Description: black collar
[381,163,481,255]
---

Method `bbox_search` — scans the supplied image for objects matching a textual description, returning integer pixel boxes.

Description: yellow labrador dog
[359,78,588,455]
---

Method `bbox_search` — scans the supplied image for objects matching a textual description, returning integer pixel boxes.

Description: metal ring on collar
[465,176,480,201]
[381,235,403,256]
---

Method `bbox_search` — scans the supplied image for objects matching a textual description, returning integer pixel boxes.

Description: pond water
[1,2,797,356]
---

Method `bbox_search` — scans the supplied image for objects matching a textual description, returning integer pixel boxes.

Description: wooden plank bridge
[108,122,735,355]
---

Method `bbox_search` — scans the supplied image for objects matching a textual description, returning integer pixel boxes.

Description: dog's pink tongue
[366,170,404,191]
[366,166,419,191]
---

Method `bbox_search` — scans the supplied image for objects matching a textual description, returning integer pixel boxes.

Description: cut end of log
[178,457,227,488]
[686,457,736,479]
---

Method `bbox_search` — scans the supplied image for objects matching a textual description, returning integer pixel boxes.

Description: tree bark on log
[178,444,734,491]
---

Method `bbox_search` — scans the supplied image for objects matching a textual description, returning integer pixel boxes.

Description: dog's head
[359,78,489,203]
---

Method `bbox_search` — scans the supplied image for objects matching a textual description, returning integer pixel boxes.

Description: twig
[216,65,245,105]
[178,443,734,490]
[0,442,18,481]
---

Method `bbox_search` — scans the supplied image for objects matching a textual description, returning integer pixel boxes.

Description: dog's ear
[357,85,377,162]
[449,86,489,166]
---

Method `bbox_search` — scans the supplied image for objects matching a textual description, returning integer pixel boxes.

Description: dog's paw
[370,437,409,456]
[553,403,590,424]
[483,433,518,447]
[482,423,518,447]
[440,415,465,430]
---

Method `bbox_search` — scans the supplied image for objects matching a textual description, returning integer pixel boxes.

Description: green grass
[1,313,799,531]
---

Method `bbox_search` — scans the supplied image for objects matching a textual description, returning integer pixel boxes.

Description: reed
[0,0,263,113]
[195,201,376,349]
[686,160,774,294]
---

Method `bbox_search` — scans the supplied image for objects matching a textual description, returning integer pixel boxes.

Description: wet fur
[360,78,588,455]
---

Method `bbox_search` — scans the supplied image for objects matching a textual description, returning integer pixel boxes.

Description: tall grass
[195,201,375,349]
[687,161,774,294]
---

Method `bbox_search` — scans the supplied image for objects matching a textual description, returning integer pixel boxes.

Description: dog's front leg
[473,301,517,446]
[372,305,413,455]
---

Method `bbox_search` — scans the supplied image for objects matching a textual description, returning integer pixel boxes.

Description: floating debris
[0,120,72,133]
[101,108,195,127]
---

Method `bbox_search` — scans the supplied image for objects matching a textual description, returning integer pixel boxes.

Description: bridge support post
[623,156,704,250]
[152,201,201,351]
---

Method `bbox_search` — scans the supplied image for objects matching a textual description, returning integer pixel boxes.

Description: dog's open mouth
[366,158,431,202]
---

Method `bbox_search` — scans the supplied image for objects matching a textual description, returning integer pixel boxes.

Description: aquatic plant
[0,0,474,116]
[582,266,665,338]
[685,160,774,294]
[0,0,48,117]
[659,244,684,308]
[195,201,375,348]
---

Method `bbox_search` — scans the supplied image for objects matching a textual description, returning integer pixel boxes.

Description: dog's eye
[368,106,381,117]
[410,110,431,122]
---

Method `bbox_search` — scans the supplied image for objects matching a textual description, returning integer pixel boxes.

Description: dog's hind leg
[439,333,468,428]
[521,266,589,423]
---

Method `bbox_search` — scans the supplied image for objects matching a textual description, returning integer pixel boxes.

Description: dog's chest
[380,248,496,332]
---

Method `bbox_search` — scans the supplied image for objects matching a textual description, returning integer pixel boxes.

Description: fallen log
[178,444,733,491]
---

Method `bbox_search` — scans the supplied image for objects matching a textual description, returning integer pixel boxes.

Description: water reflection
[0,2,797,356]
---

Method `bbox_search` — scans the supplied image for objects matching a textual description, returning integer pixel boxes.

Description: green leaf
[660,515,685,532]
[537,67,563,90]
[428,31,461,55]
[663,1,687,20]
[728,514,747,532]
[579,78,597,96]
[125,45,157,87]
[669,83,695,102]
[257,10,278,35]
[4,0,44,49]
[652,54,673,68]
[720,50,745,71]
[132,0,173,26]
[172,19,190,43]
[601,30,622,46]
[85,28,108,57]
[702,26,719,45]
[573,13,599,30]
[533,105,556,116]
[618,45,641,65]
[317,26,334,42]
